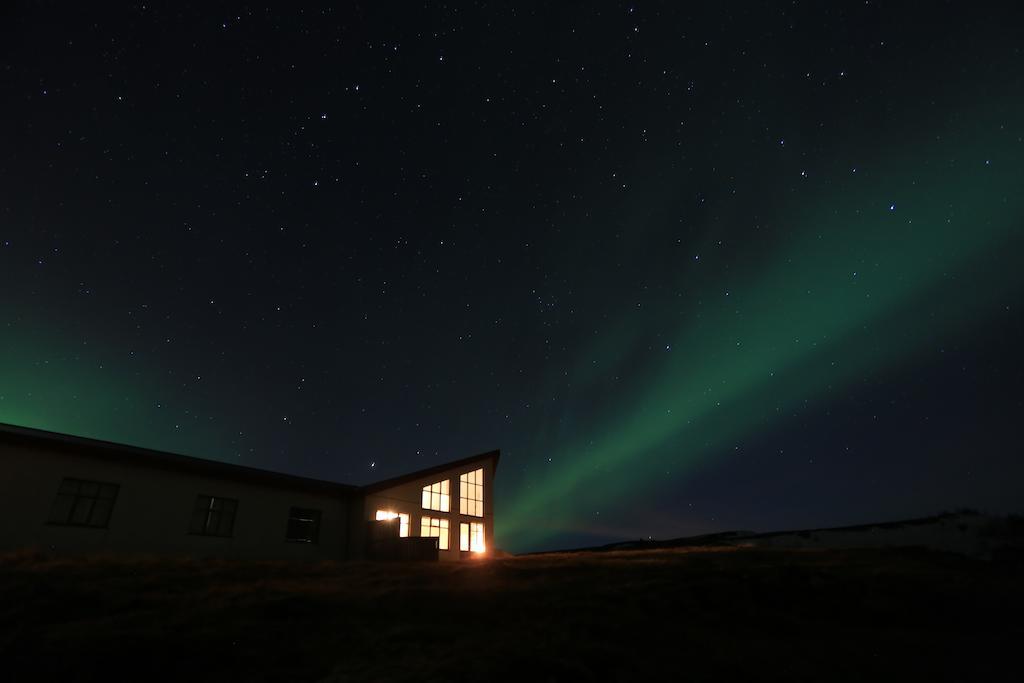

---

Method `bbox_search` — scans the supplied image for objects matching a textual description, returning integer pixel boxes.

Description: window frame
[285,506,322,544]
[188,494,238,538]
[459,468,484,518]
[420,478,451,512]
[46,477,119,529]
[459,521,485,553]
[420,515,450,550]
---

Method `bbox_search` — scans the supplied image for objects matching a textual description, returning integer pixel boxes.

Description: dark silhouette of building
[0,423,497,561]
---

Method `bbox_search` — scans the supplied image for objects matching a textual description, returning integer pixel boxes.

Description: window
[459,522,486,553]
[189,495,238,537]
[286,507,321,543]
[421,479,450,512]
[460,468,484,517]
[375,510,410,537]
[420,516,449,550]
[47,477,119,528]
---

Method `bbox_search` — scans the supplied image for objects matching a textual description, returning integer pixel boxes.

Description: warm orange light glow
[470,521,485,553]
[420,515,449,550]
[460,521,485,553]
[375,510,409,537]
[459,468,484,517]
[421,479,450,512]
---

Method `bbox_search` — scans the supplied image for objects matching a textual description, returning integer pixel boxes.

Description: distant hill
[534,510,1024,559]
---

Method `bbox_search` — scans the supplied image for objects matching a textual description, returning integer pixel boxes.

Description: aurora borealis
[2,3,1022,552]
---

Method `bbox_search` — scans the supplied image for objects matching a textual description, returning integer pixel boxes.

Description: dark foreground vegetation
[2,546,1021,682]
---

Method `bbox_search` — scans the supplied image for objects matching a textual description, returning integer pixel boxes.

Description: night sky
[2,2,1022,553]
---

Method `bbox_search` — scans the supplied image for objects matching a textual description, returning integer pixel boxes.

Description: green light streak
[499,105,1024,549]
[0,325,227,458]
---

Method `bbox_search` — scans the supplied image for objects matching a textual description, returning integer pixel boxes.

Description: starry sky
[2,2,1022,553]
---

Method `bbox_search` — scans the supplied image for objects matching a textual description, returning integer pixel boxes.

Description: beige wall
[363,458,495,561]
[0,441,353,561]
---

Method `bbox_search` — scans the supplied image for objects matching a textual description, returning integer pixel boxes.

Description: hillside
[551,510,1024,558]
[2,545,1021,681]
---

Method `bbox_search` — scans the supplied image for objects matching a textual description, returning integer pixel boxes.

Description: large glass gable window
[421,479,450,512]
[420,516,449,550]
[460,468,483,517]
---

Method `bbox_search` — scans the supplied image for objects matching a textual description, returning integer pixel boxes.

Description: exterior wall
[363,457,495,561]
[0,440,353,561]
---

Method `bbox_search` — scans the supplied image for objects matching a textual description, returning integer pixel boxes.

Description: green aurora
[1,93,1021,553]
[497,103,1024,548]
[0,325,229,460]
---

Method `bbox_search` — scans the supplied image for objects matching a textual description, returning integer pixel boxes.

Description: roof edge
[361,449,500,493]
[0,422,359,495]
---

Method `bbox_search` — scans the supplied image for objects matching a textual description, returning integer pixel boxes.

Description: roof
[362,449,500,493]
[0,422,498,497]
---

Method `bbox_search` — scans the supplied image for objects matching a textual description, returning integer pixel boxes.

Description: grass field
[2,545,1020,681]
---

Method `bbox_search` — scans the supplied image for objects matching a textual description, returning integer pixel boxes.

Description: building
[0,422,498,561]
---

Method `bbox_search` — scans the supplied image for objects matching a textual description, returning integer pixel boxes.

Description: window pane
[59,478,81,495]
[470,522,485,552]
[48,493,75,524]
[206,509,220,534]
[189,502,209,534]
[422,480,453,511]
[459,468,484,518]
[219,500,237,536]
[307,510,320,542]
[78,481,99,497]
[90,499,114,527]
[460,523,469,551]
[216,511,231,537]
[69,497,95,525]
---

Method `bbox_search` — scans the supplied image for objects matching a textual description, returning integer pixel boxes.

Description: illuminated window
[420,516,449,550]
[421,479,450,512]
[460,468,483,517]
[459,521,486,553]
[375,510,410,537]
[189,495,238,537]
[47,477,119,528]
[286,507,321,543]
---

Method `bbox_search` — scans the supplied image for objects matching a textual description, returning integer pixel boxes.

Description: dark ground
[1,546,1020,682]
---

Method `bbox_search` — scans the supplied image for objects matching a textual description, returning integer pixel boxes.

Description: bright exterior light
[470,522,485,553]
[375,510,409,537]
[460,521,485,553]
